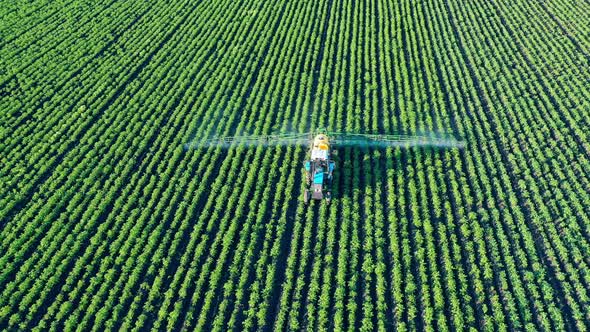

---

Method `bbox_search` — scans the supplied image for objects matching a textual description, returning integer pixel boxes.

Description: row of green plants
[2,0,590,330]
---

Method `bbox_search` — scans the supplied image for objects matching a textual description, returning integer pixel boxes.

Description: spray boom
[185,128,465,150]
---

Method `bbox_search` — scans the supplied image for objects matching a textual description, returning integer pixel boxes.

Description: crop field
[1,0,590,330]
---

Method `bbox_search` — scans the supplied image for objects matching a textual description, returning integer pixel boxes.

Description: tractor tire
[325,192,332,204]
[303,190,311,204]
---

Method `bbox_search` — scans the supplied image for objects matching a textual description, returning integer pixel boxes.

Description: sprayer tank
[311,134,330,160]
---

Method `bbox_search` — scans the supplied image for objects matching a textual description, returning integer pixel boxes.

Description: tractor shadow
[332,146,444,202]
[300,146,454,330]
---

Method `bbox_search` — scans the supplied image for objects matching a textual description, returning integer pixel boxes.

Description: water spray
[184,129,465,150]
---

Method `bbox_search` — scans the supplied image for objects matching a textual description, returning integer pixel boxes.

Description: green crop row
[1,0,589,330]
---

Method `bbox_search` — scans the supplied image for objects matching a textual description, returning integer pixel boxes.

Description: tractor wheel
[325,192,332,204]
[303,190,311,204]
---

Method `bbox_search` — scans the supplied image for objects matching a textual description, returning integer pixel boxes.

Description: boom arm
[329,132,465,149]
[184,129,465,149]
[184,132,311,149]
